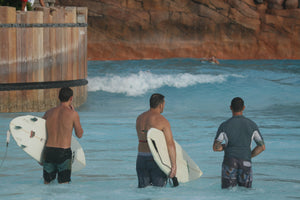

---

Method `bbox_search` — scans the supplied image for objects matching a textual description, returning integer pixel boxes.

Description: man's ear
[159,103,163,110]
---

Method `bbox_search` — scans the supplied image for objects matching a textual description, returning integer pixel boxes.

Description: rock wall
[56,0,300,60]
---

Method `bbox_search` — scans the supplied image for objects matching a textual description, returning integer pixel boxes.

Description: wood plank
[34,11,44,111]
[16,12,26,112]
[48,8,58,109]
[41,7,51,111]
[24,11,35,111]
[72,22,79,82]
[76,7,88,108]
[0,7,16,24]
[7,14,17,112]
[0,7,16,112]
[0,26,9,112]
[64,7,76,81]
[61,7,69,81]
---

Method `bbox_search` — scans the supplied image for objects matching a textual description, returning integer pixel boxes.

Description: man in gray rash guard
[213,97,265,189]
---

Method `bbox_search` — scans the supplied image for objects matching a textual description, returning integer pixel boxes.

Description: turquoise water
[0,59,300,199]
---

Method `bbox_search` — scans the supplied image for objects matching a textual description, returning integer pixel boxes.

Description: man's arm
[252,130,265,158]
[73,111,83,138]
[162,119,176,178]
[213,140,225,152]
[251,144,265,158]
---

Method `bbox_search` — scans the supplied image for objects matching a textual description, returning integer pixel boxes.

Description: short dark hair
[150,93,165,108]
[231,97,244,112]
[59,87,73,102]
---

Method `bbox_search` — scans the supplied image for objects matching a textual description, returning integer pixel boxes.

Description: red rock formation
[285,0,299,8]
[56,0,300,60]
[267,0,285,9]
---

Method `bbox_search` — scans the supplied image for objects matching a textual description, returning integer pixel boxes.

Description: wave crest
[88,71,228,96]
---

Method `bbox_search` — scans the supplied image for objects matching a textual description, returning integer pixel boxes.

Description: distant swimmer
[200,56,220,64]
[136,93,176,188]
[213,97,265,189]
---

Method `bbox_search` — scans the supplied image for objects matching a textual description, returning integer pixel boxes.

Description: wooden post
[0,7,16,112]
[0,6,88,112]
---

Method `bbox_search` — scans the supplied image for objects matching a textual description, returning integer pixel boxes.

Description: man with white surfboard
[42,87,84,184]
[136,93,177,188]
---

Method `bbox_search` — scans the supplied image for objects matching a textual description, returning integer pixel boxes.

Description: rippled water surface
[0,59,299,200]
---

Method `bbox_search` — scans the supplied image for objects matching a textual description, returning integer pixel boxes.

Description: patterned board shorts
[222,157,253,188]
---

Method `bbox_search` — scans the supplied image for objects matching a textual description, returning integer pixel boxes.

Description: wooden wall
[0,6,88,112]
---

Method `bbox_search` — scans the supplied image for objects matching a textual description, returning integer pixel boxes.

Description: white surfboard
[147,128,203,183]
[9,115,85,172]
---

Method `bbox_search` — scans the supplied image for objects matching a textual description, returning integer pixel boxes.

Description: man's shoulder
[232,116,259,130]
[220,117,233,126]
[241,116,258,126]
[219,116,243,128]
[154,113,168,122]
[43,106,58,119]
[58,106,78,119]
[137,111,147,120]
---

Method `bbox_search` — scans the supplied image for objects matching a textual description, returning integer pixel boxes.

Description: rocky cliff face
[56,0,300,60]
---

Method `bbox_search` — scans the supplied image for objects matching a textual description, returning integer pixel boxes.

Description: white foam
[87,71,230,96]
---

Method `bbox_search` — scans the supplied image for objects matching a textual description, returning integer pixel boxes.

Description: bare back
[43,104,83,149]
[136,110,171,153]
[136,98,177,178]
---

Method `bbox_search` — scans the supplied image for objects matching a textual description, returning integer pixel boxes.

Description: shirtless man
[42,87,83,184]
[136,93,176,188]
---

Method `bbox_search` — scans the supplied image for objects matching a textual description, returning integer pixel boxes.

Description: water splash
[88,71,231,96]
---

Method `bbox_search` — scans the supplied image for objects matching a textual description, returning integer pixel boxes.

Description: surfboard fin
[6,130,11,147]
[30,117,38,122]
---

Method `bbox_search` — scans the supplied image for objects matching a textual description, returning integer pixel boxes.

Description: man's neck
[149,108,161,114]
[232,111,243,116]
[60,102,71,108]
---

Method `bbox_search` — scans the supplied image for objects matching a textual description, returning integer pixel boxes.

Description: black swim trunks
[136,152,167,188]
[43,147,72,183]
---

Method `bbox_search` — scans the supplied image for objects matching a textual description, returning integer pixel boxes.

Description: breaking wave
[88,71,235,96]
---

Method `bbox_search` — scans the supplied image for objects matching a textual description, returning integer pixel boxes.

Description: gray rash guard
[215,115,264,161]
